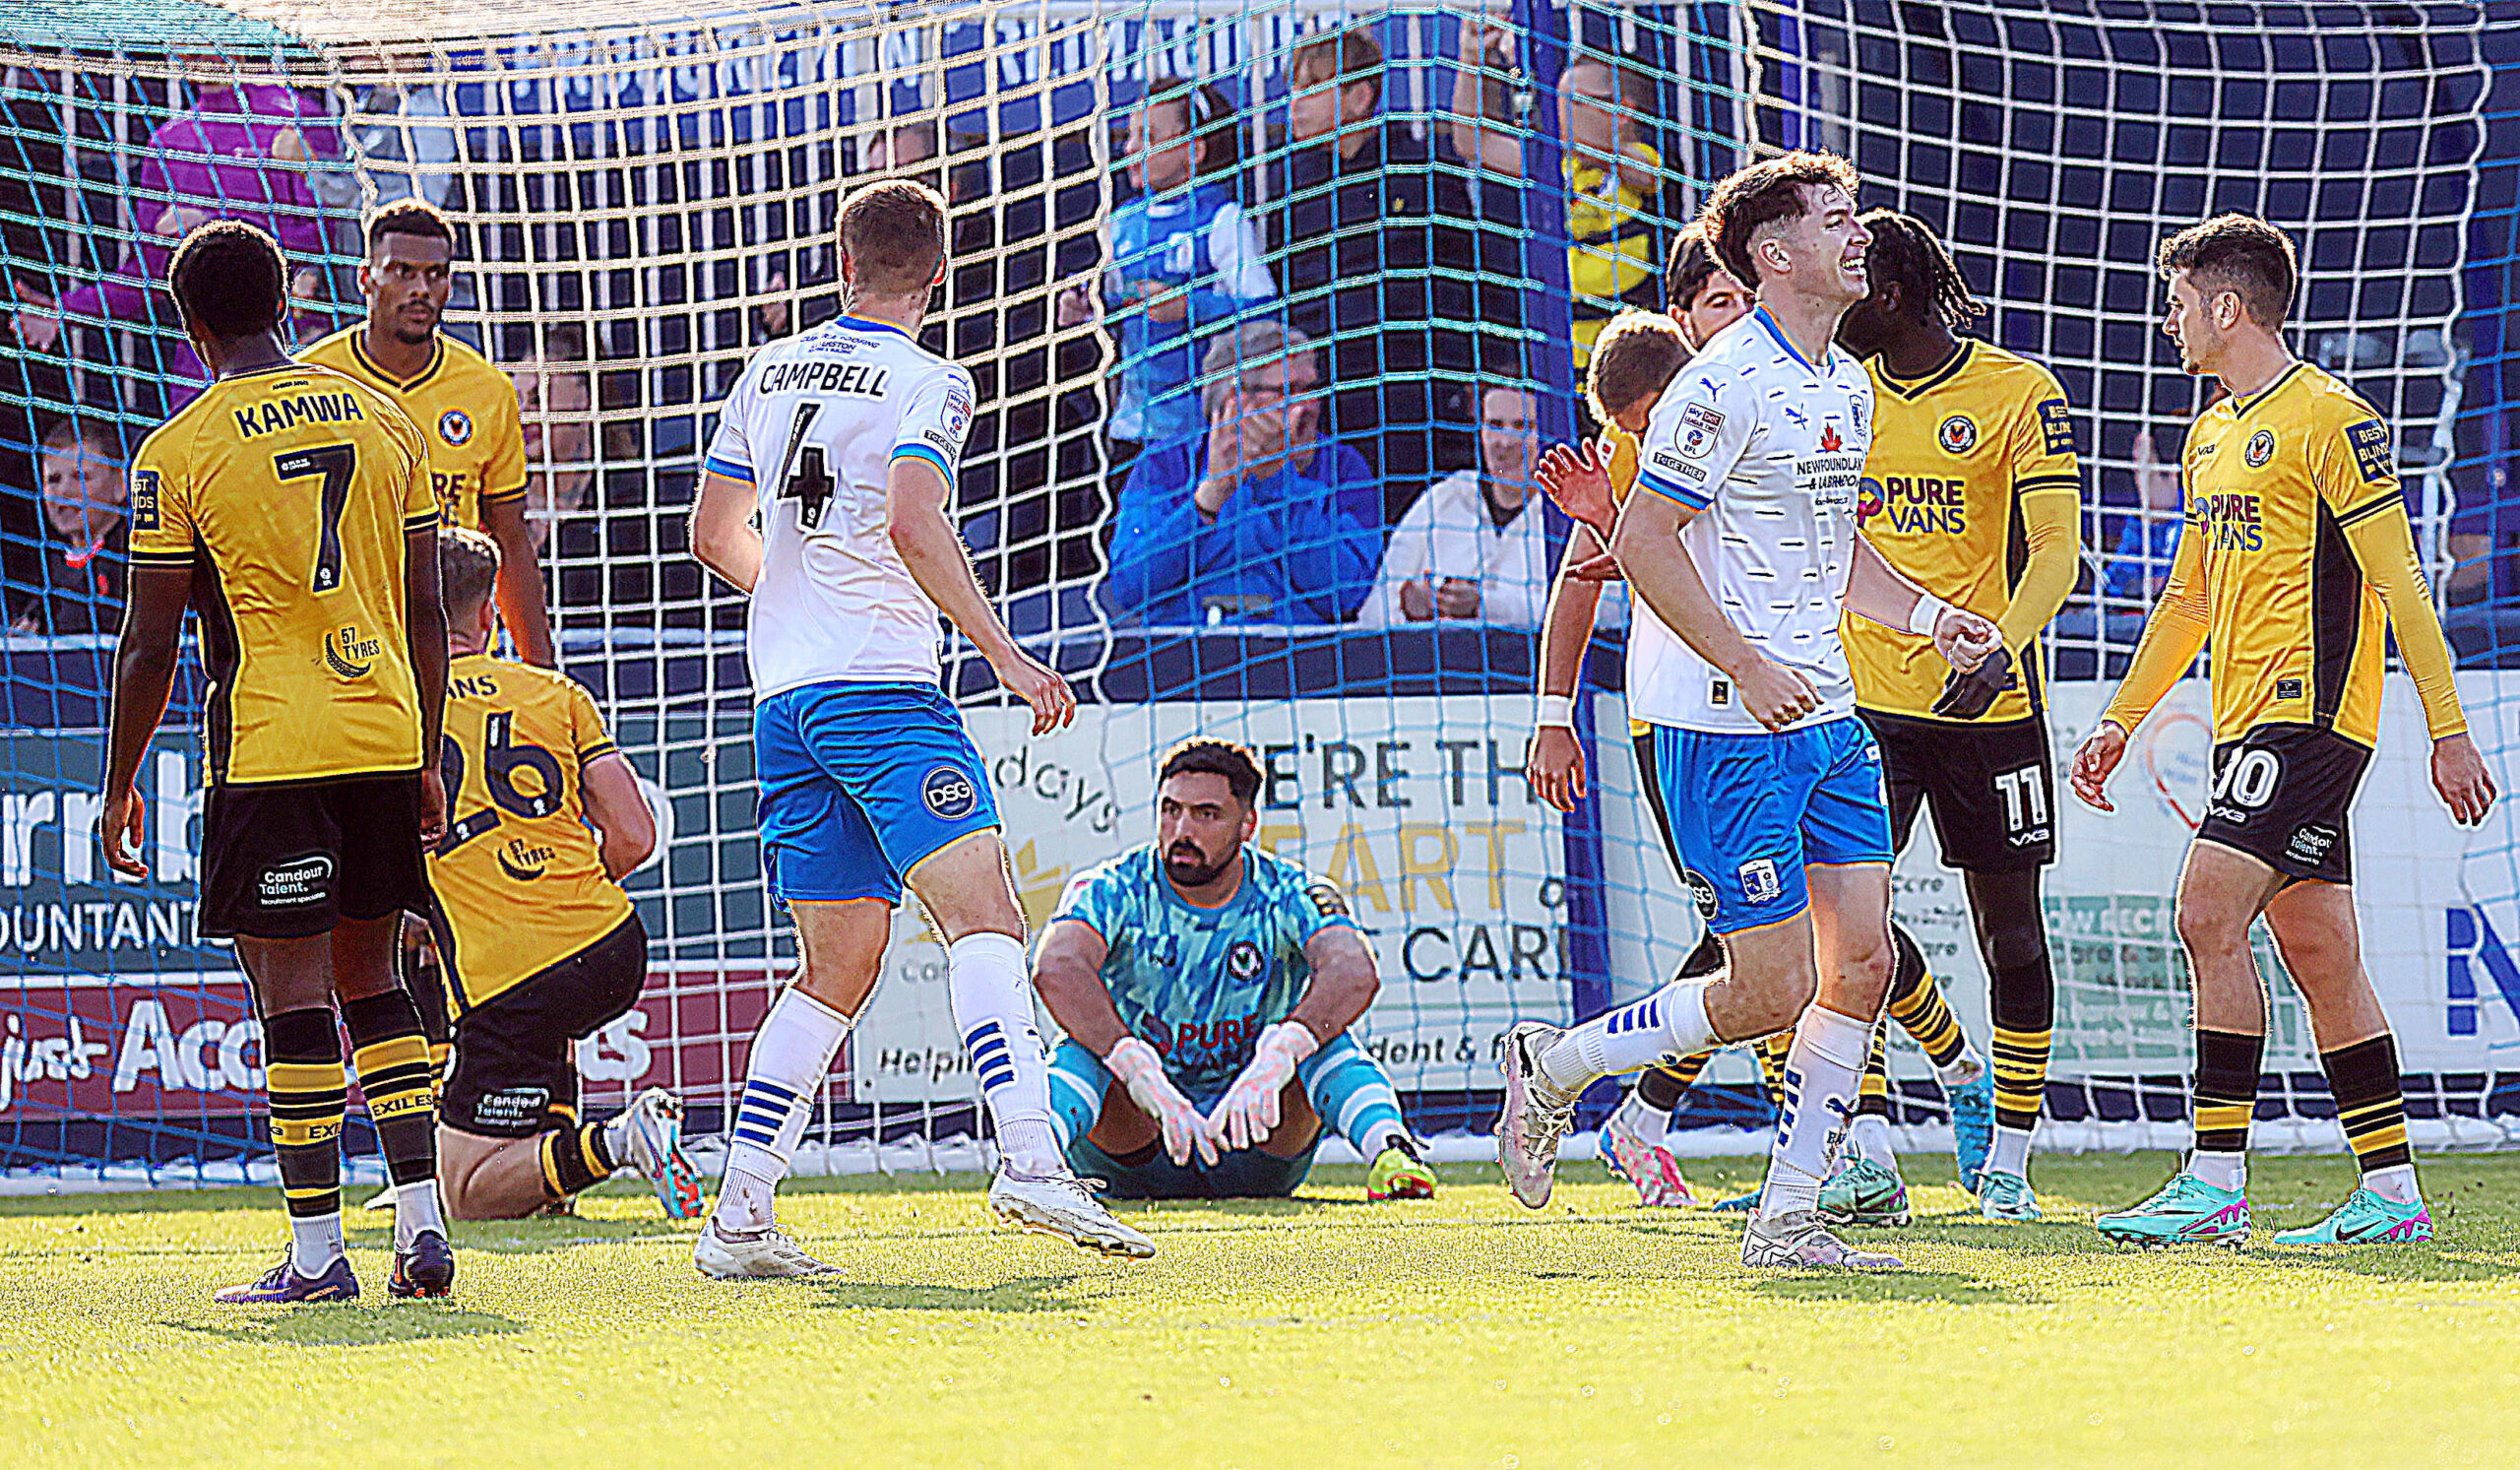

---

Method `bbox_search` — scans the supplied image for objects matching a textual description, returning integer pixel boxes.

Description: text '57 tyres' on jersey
[426,651,636,1010]
[127,362,437,786]
[702,314,976,698]
[1842,340,2081,723]
[300,327,527,533]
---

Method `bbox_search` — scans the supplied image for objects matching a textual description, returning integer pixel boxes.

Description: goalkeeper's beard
[1165,842,1231,890]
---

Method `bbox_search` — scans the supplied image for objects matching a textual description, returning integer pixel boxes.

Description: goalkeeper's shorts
[1067,1132,1318,1200]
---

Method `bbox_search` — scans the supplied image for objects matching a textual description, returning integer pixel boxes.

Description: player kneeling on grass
[1032,739,1434,1201]
[422,528,701,1221]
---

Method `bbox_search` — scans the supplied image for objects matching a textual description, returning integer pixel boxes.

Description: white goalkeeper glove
[1204,1020,1320,1153]
[1105,1036,1217,1168]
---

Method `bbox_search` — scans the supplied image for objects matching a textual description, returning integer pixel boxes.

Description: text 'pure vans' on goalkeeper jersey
[425,651,636,1010]
[702,315,977,697]
[1625,306,1876,735]
[127,363,438,785]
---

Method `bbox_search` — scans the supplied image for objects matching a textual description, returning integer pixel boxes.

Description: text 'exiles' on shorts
[752,679,1001,909]
[1642,716,1894,935]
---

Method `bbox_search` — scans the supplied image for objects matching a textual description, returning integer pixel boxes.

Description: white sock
[948,931,1062,1177]
[1615,1090,1671,1147]
[1358,1117,1412,1157]
[1987,1124,2033,1179]
[1757,1003,1872,1221]
[2189,1150,2247,1192]
[393,1181,446,1249]
[1850,1114,1897,1171]
[601,1112,635,1164]
[1537,982,1717,1094]
[2363,1163,2421,1205]
[1933,1048,1985,1090]
[716,985,853,1229]
[290,1211,346,1278]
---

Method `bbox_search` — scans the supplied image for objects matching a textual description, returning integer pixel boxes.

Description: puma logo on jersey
[323,625,380,678]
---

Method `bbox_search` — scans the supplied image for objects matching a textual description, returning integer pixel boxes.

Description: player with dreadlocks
[1824,207,2085,1222]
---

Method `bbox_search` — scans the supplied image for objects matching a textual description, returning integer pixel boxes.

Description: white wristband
[1907,593,1952,638]
[1536,693,1576,730]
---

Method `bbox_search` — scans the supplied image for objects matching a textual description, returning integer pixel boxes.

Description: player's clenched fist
[1106,1036,1218,1168]
[1930,605,2001,675]
[1732,653,1822,733]
[2069,719,2128,812]
[1205,1020,1319,1153]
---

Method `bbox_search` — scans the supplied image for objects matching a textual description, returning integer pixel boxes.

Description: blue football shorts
[753,680,999,907]
[1647,715,1894,935]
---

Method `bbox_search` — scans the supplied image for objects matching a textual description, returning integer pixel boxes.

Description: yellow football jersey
[300,327,527,533]
[426,652,637,1010]
[1842,340,2082,722]
[127,363,438,786]
[2176,361,2408,746]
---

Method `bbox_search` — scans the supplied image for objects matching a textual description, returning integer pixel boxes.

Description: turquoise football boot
[1816,1157,1912,1228]
[2094,1172,2250,1249]
[1947,1071,1995,1193]
[1975,1169,2043,1222]
[2271,1187,2433,1246]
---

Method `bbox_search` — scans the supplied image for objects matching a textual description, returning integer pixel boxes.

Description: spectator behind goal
[1358,385,1575,631]
[9,417,129,635]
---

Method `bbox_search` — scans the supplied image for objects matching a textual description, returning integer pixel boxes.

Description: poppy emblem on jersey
[1937,415,1978,454]
[439,409,473,447]
[1679,403,1724,459]
[1228,940,1265,982]
[324,624,380,679]
[2245,428,2276,468]
[920,764,978,820]
[1818,421,1844,453]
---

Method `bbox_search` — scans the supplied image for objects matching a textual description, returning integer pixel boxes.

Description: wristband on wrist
[1907,593,1952,638]
[1536,692,1576,730]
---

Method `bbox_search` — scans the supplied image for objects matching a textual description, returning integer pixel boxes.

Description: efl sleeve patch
[2037,398,2074,457]
[130,468,159,531]
[2345,417,2393,484]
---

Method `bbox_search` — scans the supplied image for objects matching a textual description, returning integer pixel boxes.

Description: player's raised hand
[1733,653,1821,732]
[992,646,1076,735]
[2069,719,2129,812]
[1526,726,1587,812]
[1536,439,1616,540]
[1205,1020,1319,1153]
[1932,605,2001,674]
[1106,1036,1218,1168]
[96,786,147,879]
[2432,733,2498,827]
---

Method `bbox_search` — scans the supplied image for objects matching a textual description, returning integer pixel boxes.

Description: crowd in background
[4,19,2447,651]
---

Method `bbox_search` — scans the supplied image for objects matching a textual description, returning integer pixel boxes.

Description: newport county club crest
[1227,939,1265,984]
[2245,427,2276,469]
[1938,414,1978,454]
[439,409,473,448]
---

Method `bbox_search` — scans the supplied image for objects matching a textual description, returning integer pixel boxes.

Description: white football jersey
[1626,306,1874,734]
[704,315,976,697]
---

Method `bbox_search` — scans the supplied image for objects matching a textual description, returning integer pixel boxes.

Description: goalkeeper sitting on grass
[1033,738,1436,1201]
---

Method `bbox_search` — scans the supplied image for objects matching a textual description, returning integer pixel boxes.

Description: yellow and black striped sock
[1884,926,1971,1072]
[263,1006,346,1222]
[344,992,439,1187]
[1858,1025,1893,1118]
[539,1121,621,1199]
[2320,1034,2413,1174]
[1638,1055,1712,1114]
[2192,1027,2264,1157]
[1755,1031,1794,1112]
[1991,1027,2052,1133]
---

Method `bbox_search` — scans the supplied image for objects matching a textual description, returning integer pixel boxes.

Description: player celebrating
[303,199,556,667]
[1032,739,1435,1202]
[102,221,455,1303]
[422,528,701,1221]
[687,178,1148,1276]
[1820,208,2083,1224]
[1501,153,1998,1270]
[2073,215,2495,1247]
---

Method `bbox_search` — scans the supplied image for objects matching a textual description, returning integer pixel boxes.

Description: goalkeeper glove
[1106,1036,1217,1168]
[1930,643,2017,721]
[1205,1020,1320,1153]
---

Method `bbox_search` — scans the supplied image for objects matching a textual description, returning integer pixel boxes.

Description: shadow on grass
[341,1217,691,1255]
[812,1274,1082,1313]
[1750,1270,2036,1305]
[165,1305,530,1348]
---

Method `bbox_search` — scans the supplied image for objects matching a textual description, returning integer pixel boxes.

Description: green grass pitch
[7,1152,2520,1469]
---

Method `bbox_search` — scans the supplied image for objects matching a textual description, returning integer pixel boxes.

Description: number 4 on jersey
[771,401,833,529]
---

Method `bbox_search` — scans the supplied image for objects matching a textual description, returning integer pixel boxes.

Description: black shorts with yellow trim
[442,914,650,1138]
[2195,722,2371,886]
[198,772,429,939]
[1860,708,2056,872]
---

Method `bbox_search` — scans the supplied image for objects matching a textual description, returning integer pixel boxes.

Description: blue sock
[1044,1040,1108,1152]
[1301,1034,1410,1157]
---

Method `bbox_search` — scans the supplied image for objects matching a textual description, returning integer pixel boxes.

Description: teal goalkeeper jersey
[1050,843,1356,1096]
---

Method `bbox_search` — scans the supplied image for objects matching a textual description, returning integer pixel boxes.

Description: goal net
[0,0,2508,1191]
